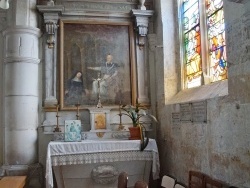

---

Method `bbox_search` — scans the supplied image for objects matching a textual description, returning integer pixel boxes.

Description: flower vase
[128,126,141,140]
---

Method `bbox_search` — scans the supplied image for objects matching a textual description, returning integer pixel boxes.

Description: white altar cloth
[46,139,160,188]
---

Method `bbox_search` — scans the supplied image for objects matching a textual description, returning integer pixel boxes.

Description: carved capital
[45,21,58,48]
[37,4,63,48]
[131,9,154,49]
[135,16,149,36]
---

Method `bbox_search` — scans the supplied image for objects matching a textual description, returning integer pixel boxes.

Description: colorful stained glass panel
[207,5,227,82]
[183,0,202,88]
[183,0,199,33]
[206,0,223,17]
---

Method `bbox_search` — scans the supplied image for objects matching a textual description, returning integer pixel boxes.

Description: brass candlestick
[96,73,103,108]
[118,102,124,131]
[75,103,80,120]
[53,104,61,132]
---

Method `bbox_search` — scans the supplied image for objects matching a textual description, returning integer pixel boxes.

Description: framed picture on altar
[59,20,136,110]
[64,120,82,142]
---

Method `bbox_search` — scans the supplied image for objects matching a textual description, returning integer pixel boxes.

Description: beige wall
[153,0,250,187]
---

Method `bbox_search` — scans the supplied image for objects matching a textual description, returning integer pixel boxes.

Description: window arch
[182,0,227,89]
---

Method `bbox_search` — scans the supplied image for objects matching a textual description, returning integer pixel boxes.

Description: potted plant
[121,101,157,150]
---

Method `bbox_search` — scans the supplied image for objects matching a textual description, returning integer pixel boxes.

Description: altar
[46,139,160,188]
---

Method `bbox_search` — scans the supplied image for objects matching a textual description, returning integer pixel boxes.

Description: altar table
[46,139,160,188]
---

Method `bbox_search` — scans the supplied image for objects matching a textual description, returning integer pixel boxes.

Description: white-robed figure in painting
[88,54,119,99]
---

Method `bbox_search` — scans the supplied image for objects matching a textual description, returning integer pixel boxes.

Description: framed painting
[64,120,82,142]
[59,20,136,110]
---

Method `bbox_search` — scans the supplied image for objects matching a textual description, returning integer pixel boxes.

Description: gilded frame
[59,20,136,110]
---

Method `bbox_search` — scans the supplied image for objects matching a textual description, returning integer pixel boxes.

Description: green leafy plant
[121,102,157,127]
[120,102,157,151]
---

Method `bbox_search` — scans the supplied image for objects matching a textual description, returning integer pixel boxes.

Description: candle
[56,104,59,116]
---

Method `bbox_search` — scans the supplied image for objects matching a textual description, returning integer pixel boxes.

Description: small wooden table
[0,176,26,188]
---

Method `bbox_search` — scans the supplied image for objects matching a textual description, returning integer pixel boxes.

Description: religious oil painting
[60,20,136,110]
[64,120,82,142]
[94,113,106,130]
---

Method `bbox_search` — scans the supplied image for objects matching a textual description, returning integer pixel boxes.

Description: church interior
[0,0,249,188]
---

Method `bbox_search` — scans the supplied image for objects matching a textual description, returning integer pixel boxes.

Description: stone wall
[153,0,250,187]
[0,9,7,166]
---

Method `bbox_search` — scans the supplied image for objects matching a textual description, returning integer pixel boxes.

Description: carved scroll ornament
[45,21,58,48]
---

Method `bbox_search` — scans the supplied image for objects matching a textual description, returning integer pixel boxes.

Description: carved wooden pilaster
[37,4,64,108]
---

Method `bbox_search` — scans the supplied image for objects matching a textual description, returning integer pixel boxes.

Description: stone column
[131,9,154,105]
[2,26,41,166]
[37,4,63,108]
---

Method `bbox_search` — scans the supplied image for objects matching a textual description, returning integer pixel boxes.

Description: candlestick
[118,102,124,131]
[75,103,80,120]
[119,101,121,114]
[53,104,61,132]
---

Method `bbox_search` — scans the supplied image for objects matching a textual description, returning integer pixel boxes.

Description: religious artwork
[183,0,227,88]
[183,0,202,88]
[59,20,136,110]
[94,113,106,130]
[64,120,82,142]
[206,0,227,82]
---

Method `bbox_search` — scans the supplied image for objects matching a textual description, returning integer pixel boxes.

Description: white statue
[139,0,146,10]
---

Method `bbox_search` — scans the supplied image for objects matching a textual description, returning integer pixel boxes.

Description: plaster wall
[154,1,250,187]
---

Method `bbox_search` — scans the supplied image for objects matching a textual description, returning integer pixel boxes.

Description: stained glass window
[183,0,202,88]
[206,0,227,82]
[182,0,227,88]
